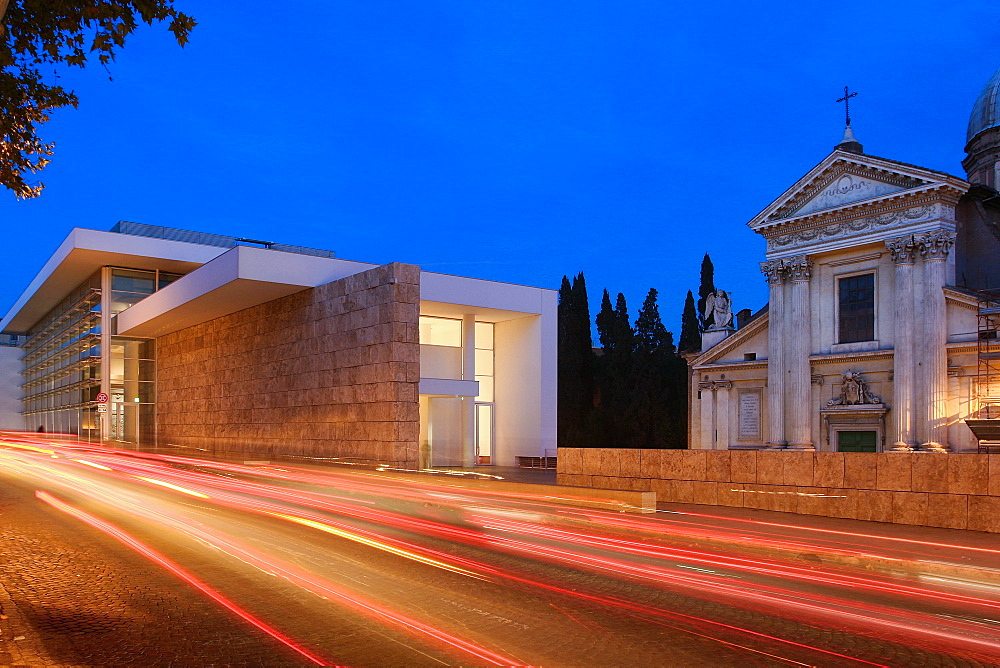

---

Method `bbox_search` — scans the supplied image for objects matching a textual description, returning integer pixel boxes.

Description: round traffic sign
[96,392,109,404]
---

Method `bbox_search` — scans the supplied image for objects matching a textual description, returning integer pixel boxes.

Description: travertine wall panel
[558,449,1000,534]
[157,263,419,465]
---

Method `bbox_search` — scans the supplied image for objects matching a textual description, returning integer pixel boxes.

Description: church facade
[689,71,1000,454]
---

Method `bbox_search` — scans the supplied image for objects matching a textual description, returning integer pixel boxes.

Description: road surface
[1,434,999,666]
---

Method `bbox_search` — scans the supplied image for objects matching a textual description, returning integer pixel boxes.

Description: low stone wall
[557,448,1000,533]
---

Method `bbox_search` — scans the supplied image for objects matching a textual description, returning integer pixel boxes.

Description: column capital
[917,231,956,262]
[760,260,786,285]
[886,236,918,265]
[786,255,813,282]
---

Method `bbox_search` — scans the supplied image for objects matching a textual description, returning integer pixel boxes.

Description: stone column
[716,382,732,449]
[761,260,786,448]
[786,256,815,450]
[699,382,715,449]
[918,232,955,452]
[886,236,918,451]
[99,266,112,443]
[462,314,477,466]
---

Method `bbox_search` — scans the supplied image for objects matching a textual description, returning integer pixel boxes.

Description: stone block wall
[558,448,1000,534]
[157,263,420,465]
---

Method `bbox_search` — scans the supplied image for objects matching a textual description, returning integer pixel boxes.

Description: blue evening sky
[1,1,997,336]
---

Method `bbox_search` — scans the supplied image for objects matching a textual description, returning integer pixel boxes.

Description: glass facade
[19,266,180,443]
[21,271,102,436]
[474,322,495,464]
[418,317,498,465]
[474,322,494,402]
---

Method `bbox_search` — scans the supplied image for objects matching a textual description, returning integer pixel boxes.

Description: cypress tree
[557,276,575,448]
[605,293,639,447]
[592,288,692,450]
[570,273,594,446]
[635,288,670,353]
[679,290,700,353]
[558,276,573,344]
[595,289,616,351]
[633,288,684,448]
[557,273,595,448]
[697,253,716,327]
[571,273,592,356]
[613,293,634,353]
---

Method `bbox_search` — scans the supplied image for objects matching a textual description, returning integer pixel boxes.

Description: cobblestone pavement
[1,442,999,666]
[0,477,308,666]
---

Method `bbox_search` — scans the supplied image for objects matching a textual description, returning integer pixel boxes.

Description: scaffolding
[966,287,1000,452]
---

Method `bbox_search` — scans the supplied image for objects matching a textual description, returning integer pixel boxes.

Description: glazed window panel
[419,316,462,347]
[474,322,494,350]
[111,269,156,295]
[838,273,875,344]
[158,272,183,289]
[475,375,494,402]
[475,348,494,376]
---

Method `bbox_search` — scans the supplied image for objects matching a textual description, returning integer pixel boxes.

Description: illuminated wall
[156,262,420,465]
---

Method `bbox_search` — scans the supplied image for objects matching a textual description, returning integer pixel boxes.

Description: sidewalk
[653,501,1000,586]
[351,459,1000,585]
[428,465,557,484]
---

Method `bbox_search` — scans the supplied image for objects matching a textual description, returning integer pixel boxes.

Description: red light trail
[3,435,999,666]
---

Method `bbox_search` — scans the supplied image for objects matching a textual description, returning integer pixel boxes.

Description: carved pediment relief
[749,152,968,250]
[774,164,929,220]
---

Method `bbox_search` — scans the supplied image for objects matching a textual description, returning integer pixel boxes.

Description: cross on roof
[836,86,858,126]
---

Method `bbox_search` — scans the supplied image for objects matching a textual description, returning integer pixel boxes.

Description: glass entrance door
[476,403,493,465]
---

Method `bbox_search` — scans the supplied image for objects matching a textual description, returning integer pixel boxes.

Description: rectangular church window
[838,273,875,343]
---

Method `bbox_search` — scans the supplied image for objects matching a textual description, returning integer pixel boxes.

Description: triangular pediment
[748,151,967,231]
[789,169,919,217]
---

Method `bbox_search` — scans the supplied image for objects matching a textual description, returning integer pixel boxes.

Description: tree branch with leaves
[0,1,195,198]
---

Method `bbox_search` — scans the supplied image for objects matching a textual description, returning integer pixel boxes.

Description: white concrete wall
[493,296,557,466]
[0,346,23,430]
[421,272,548,315]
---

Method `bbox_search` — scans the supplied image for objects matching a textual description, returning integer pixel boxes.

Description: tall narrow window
[838,273,875,343]
[474,322,495,402]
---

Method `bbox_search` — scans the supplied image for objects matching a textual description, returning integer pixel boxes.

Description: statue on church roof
[703,289,733,330]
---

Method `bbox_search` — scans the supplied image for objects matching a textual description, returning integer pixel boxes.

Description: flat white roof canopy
[4,226,556,337]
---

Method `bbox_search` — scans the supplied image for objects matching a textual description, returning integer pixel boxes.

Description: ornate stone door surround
[821,404,888,452]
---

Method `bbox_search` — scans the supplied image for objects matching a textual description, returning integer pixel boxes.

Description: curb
[635,507,1000,587]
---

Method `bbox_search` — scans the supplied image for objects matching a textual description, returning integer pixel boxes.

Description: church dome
[967,67,1000,144]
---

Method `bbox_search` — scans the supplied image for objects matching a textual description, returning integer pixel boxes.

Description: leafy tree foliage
[1,1,196,198]
[678,290,700,353]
